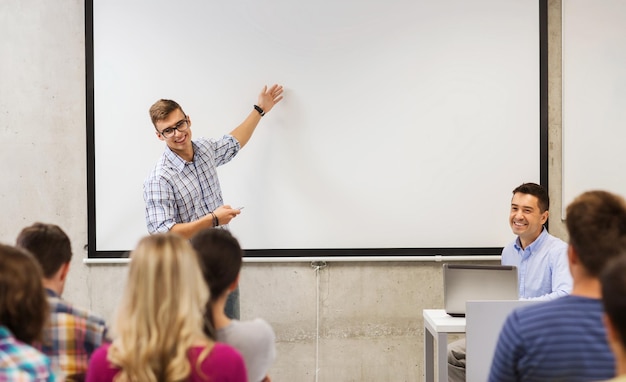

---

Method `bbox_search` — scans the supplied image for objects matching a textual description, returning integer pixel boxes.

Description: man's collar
[515,227,548,251]
[164,142,196,172]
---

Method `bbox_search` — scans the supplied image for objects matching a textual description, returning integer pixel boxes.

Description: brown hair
[148,99,185,127]
[190,228,243,337]
[513,183,549,212]
[0,243,48,344]
[600,255,626,350]
[16,222,72,278]
[566,190,626,276]
[191,228,243,298]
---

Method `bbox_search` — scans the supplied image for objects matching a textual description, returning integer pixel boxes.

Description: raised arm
[230,84,284,148]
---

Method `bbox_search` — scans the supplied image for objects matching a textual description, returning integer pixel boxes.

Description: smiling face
[510,192,549,249]
[154,108,193,161]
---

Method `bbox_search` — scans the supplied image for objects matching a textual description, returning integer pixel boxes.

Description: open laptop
[443,264,518,317]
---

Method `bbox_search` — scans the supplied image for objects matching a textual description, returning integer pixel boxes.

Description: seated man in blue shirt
[448,182,573,382]
[488,190,626,381]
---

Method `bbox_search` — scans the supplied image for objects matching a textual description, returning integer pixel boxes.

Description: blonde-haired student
[87,233,246,382]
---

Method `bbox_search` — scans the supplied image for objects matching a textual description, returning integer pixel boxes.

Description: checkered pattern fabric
[144,136,240,233]
[34,290,108,379]
[0,326,55,382]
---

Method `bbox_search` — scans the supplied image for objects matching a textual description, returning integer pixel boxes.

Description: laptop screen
[443,264,519,317]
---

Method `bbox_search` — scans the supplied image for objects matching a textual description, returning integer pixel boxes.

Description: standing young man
[143,84,284,319]
[448,182,573,381]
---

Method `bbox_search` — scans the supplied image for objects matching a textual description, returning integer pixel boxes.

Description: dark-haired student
[0,243,55,381]
[191,228,276,382]
[600,255,626,382]
[488,190,626,381]
[16,222,108,381]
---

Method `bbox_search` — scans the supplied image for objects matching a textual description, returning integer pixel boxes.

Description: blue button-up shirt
[501,227,573,300]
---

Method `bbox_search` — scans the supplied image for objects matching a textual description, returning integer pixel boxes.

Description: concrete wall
[0,1,565,380]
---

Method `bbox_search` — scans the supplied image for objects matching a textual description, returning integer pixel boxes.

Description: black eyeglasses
[158,116,189,139]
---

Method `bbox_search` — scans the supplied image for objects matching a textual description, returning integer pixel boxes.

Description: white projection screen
[87,0,547,257]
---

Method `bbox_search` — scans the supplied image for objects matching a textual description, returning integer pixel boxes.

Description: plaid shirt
[0,326,55,381]
[34,290,108,380]
[143,136,240,233]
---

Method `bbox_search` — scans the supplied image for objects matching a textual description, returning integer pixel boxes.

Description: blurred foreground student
[191,228,276,382]
[600,256,626,382]
[87,233,246,382]
[489,190,626,381]
[0,243,55,381]
[16,222,108,381]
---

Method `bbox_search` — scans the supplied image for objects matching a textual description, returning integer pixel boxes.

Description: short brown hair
[566,190,626,276]
[149,99,185,127]
[0,243,48,344]
[16,222,72,278]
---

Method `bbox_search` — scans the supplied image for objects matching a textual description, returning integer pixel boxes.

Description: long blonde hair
[108,233,211,381]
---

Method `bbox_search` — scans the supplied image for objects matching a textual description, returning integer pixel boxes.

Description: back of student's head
[600,255,626,352]
[109,233,209,381]
[190,228,243,298]
[513,182,550,212]
[0,243,48,344]
[566,190,626,276]
[15,222,72,278]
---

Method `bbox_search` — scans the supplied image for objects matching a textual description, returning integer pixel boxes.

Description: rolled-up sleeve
[143,175,177,234]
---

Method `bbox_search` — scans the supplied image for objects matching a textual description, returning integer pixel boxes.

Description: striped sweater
[489,295,615,382]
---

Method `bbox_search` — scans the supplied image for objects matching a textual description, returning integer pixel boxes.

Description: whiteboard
[87,0,544,256]
[562,0,626,216]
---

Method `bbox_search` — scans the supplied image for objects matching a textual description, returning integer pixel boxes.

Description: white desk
[423,309,466,382]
